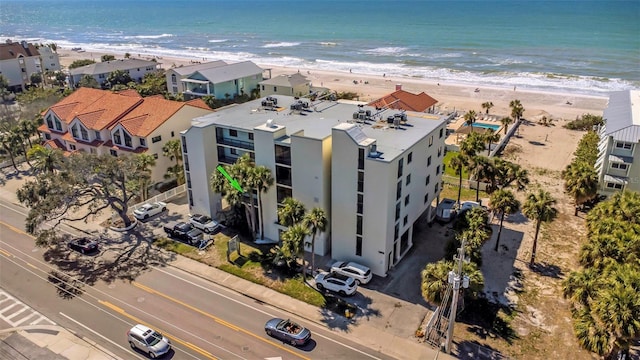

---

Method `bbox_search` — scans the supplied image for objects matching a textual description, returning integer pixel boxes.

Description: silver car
[330,261,373,284]
[127,324,171,358]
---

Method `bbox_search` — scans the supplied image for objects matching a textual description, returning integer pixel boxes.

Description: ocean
[1,0,638,95]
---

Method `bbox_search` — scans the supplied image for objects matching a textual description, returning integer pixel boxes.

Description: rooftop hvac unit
[266,119,275,128]
[387,116,395,124]
[366,110,371,116]
[359,113,367,120]
[394,117,400,129]
[266,96,277,105]
[353,112,360,119]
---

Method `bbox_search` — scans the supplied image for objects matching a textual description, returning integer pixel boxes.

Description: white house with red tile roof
[39,87,213,184]
[368,87,438,113]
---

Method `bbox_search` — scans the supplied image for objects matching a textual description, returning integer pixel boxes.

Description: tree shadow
[455,339,510,360]
[318,294,357,332]
[43,227,176,294]
[529,262,563,279]
[458,298,520,345]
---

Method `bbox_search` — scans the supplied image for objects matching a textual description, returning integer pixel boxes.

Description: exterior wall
[259,83,309,97]
[69,64,158,89]
[598,135,639,195]
[166,70,185,95]
[37,47,61,71]
[252,125,282,241]
[0,55,41,89]
[182,124,222,218]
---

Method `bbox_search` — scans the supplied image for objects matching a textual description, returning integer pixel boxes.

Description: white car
[330,261,373,284]
[314,272,358,296]
[189,214,221,234]
[133,201,167,220]
[127,324,171,358]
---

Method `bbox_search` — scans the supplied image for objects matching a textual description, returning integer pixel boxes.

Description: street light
[445,239,469,354]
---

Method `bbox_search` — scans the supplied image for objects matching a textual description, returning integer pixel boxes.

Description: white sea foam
[208,39,228,43]
[319,42,339,46]
[262,42,300,48]
[124,33,173,39]
[365,47,409,55]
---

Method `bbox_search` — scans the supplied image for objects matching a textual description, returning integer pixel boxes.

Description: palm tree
[277,197,306,227]
[500,116,513,135]
[483,128,501,156]
[421,260,484,305]
[463,110,477,132]
[470,155,494,201]
[562,161,598,216]
[303,208,327,276]
[449,152,467,205]
[26,145,63,175]
[281,223,311,281]
[481,101,494,114]
[18,117,39,149]
[459,131,485,157]
[522,189,558,266]
[489,189,520,251]
[134,153,156,201]
[0,130,21,171]
[509,99,525,122]
[162,139,183,184]
[252,166,274,240]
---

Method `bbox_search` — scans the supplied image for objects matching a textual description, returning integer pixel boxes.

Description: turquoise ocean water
[1,0,638,95]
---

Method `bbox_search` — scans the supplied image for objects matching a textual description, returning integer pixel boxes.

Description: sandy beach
[56,48,608,122]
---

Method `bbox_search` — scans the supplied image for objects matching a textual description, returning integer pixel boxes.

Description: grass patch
[440,182,488,201]
[153,237,199,255]
[443,151,470,178]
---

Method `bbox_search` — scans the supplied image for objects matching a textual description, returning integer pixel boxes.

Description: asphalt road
[0,201,394,360]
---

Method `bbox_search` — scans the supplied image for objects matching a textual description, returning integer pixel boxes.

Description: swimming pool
[463,122,501,131]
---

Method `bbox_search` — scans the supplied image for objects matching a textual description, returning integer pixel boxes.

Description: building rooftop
[259,73,309,87]
[169,60,228,76]
[368,89,438,113]
[69,59,159,76]
[189,61,263,84]
[602,90,640,143]
[190,95,447,162]
[0,41,40,60]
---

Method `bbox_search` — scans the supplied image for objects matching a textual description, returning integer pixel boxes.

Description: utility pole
[445,238,469,354]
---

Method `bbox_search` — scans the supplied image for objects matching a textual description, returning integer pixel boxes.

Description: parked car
[435,198,457,223]
[264,318,311,346]
[133,202,167,220]
[189,214,220,234]
[163,221,204,246]
[68,237,99,254]
[127,324,171,358]
[314,272,358,296]
[330,261,372,284]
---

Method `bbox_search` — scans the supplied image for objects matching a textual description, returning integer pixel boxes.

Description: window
[427,156,432,167]
[356,236,362,256]
[394,223,399,239]
[54,118,62,131]
[424,193,429,204]
[406,174,411,185]
[606,182,624,190]
[171,131,175,137]
[357,194,363,214]
[273,86,277,92]
[429,136,433,147]
[153,153,158,159]
[248,133,254,140]
[46,115,54,129]
[356,215,363,235]
[113,129,122,145]
[395,202,401,221]
[611,163,628,170]
[277,186,292,204]
[405,195,410,206]
[261,85,265,91]
[140,138,146,147]
[80,126,88,140]
[358,148,365,170]
[275,145,291,165]
[407,152,413,164]
[438,147,442,158]
[230,148,238,155]
[439,128,443,138]
[171,74,177,84]
[184,155,189,171]
[182,136,188,153]
[357,171,364,192]
[95,131,101,140]
[152,135,162,143]
[71,124,79,138]
[188,190,194,206]
[44,133,51,140]
[426,175,430,186]
[110,149,117,157]
[434,182,439,193]
[123,131,132,147]
[396,181,402,200]
[69,144,76,150]
[615,142,633,150]
[90,148,96,154]
[172,86,178,93]
[403,215,408,226]
[397,158,403,178]
[436,165,440,175]
[275,165,292,186]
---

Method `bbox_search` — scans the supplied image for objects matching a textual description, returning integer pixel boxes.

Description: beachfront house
[165,60,228,96]
[67,59,160,90]
[38,87,213,185]
[0,40,60,91]
[595,89,640,195]
[180,61,264,100]
[180,95,447,277]
[368,86,439,113]
[259,73,311,97]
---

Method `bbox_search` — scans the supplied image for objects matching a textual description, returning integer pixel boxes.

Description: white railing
[128,184,187,214]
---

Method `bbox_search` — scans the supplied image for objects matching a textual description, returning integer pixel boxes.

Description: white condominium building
[181,95,447,276]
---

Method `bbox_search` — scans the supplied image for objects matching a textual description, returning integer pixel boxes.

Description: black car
[68,237,99,254]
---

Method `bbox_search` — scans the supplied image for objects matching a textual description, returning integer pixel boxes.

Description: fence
[442,174,489,192]
[128,183,187,214]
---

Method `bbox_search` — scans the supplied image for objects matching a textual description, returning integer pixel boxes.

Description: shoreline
[56,48,608,121]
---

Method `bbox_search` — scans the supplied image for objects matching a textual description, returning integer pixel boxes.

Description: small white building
[68,58,160,89]
[181,95,447,276]
[259,73,311,97]
[596,90,640,195]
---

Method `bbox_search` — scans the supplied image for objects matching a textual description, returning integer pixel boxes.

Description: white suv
[127,324,171,358]
[330,261,373,284]
[315,272,358,296]
[189,214,221,234]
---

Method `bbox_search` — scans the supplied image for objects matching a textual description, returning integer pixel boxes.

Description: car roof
[131,324,153,335]
[344,262,369,272]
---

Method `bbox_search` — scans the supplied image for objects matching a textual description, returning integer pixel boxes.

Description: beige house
[68,59,160,89]
[596,90,640,195]
[259,73,310,97]
[0,40,60,91]
[38,88,213,184]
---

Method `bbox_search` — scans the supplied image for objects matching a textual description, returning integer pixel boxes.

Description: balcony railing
[216,137,255,151]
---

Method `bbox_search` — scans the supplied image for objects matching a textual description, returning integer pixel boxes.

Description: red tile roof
[368,89,438,112]
[0,41,40,60]
[116,96,187,137]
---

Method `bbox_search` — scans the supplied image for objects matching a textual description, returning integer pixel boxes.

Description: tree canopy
[68,59,96,69]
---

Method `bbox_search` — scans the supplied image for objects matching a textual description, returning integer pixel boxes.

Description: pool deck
[445,114,505,146]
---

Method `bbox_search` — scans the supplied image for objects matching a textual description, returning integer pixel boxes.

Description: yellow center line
[0,221,29,236]
[99,300,216,359]
[132,281,311,360]
[0,248,12,257]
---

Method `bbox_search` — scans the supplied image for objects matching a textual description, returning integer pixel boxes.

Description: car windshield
[145,331,163,346]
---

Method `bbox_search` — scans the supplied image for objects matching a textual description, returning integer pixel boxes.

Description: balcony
[216,137,255,151]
